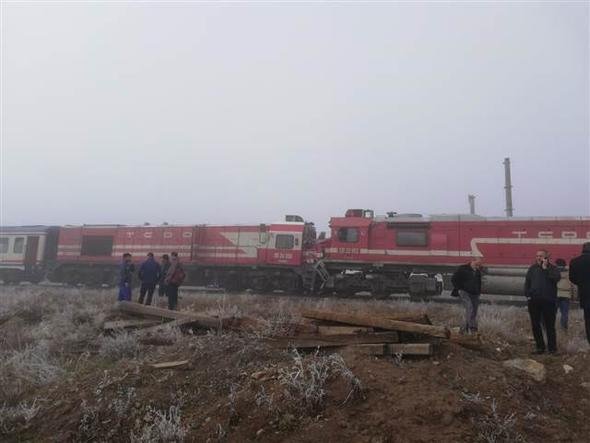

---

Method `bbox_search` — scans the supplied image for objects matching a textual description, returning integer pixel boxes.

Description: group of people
[118,251,186,310]
[452,242,590,354]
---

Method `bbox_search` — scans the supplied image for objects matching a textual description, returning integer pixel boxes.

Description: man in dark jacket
[569,242,590,345]
[138,252,161,306]
[118,253,135,301]
[525,250,561,354]
[452,258,482,334]
[158,254,171,298]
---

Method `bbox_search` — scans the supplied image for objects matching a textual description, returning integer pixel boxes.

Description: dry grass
[278,349,363,415]
[0,285,588,440]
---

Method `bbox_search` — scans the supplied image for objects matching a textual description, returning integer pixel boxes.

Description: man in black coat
[137,252,162,306]
[452,258,482,334]
[569,242,590,345]
[525,250,561,354]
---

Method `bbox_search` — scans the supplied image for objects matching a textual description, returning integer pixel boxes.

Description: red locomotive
[317,209,590,296]
[49,216,317,292]
[1,209,589,296]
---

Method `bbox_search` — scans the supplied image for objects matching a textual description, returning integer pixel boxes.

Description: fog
[1,2,589,231]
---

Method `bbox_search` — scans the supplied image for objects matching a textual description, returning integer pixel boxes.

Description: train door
[258,224,270,263]
[24,236,39,273]
[24,237,39,265]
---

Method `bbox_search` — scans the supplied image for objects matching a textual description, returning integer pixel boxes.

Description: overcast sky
[1,2,588,231]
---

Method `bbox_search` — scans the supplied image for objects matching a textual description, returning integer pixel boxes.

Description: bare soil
[1,287,589,442]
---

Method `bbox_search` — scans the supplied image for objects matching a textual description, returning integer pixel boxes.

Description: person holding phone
[524,250,561,354]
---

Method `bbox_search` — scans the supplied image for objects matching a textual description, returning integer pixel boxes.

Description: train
[1,209,589,297]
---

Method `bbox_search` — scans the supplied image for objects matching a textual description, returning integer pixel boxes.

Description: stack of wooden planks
[108,302,450,357]
[267,309,450,357]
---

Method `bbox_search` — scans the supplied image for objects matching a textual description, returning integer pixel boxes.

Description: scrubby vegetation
[0,286,589,442]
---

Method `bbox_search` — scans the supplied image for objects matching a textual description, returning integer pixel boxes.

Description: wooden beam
[117,301,225,329]
[384,313,432,325]
[301,310,449,338]
[103,319,164,331]
[138,317,206,334]
[353,344,387,356]
[351,343,433,356]
[267,332,399,349]
[150,360,189,369]
[117,301,263,332]
[310,313,431,326]
[318,326,372,335]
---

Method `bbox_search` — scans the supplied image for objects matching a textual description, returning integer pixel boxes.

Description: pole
[503,157,514,217]
[468,195,476,215]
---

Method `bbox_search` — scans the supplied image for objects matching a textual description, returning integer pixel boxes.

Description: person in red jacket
[164,251,186,310]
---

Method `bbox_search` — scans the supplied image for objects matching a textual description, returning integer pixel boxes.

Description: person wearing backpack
[165,251,186,310]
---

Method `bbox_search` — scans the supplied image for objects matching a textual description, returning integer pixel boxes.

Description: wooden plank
[448,329,483,349]
[353,344,387,356]
[150,360,189,369]
[117,301,224,329]
[318,326,372,335]
[139,317,205,335]
[117,301,262,332]
[385,343,433,356]
[267,332,400,349]
[103,319,163,331]
[351,343,432,356]
[384,313,432,325]
[311,313,431,326]
[301,310,449,338]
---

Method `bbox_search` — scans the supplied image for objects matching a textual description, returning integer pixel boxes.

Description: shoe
[532,349,546,355]
[548,349,558,355]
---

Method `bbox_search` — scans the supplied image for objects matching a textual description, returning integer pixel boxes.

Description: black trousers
[166,284,179,310]
[584,306,590,345]
[158,283,167,297]
[528,299,557,352]
[138,283,157,305]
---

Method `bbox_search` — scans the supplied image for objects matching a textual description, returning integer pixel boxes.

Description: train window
[13,238,25,254]
[396,230,428,247]
[81,236,114,256]
[337,228,359,243]
[0,238,8,254]
[275,234,295,250]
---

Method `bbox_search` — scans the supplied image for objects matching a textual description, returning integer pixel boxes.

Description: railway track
[7,282,575,308]
[179,286,536,307]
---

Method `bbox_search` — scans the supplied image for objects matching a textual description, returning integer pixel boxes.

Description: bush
[0,399,42,434]
[98,333,140,360]
[0,343,63,401]
[278,350,363,414]
[130,405,187,442]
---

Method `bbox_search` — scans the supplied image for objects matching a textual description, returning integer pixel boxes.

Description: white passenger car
[0,226,59,283]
